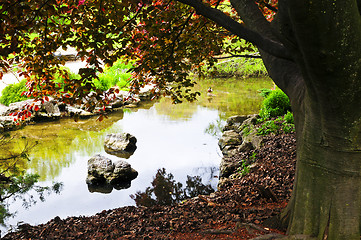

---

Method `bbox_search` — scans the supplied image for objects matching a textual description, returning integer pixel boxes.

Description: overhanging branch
[214,54,262,59]
[176,0,293,60]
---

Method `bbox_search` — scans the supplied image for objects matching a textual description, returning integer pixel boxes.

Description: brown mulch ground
[2,133,296,240]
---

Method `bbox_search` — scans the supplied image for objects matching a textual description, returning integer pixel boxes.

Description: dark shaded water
[2,77,273,233]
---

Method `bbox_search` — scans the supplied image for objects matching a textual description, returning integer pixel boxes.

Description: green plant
[93,60,133,91]
[239,160,250,177]
[259,89,291,120]
[0,80,29,106]
[258,88,273,98]
[241,125,251,137]
[238,152,257,177]
[257,120,280,135]
[283,111,294,124]
[257,112,295,136]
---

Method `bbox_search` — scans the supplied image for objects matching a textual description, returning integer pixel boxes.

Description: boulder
[65,106,94,118]
[222,115,249,132]
[0,116,22,132]
[104,133,137,159]
[33,100,61,121]
[86,154,138,186]
[218,130,242,150]
[0,104,9,116]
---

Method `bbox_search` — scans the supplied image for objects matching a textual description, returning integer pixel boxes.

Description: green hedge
[259,89,291,119]
[0,80,29,106]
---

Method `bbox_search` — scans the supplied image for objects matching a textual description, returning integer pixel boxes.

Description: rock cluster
[86,133,138,193]
[217,114,265,188]
[86,154,138,193]
[0,85,155,133]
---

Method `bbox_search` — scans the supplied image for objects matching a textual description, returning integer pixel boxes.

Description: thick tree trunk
[194,1,361,238]
[283,90,361,239]
[288,140,361,239]
[289,158,361,239]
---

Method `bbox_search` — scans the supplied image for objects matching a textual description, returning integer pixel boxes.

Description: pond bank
[2,115,297,239]
[0,85,154,133]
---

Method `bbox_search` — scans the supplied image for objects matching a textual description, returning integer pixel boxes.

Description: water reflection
[154,77,273,120]
[87,181,131,194]
[130,168,214,207]
[0,135,63,227]
[1,77,273,233]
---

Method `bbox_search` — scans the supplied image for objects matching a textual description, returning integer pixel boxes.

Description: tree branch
[176,0,293,60]
[214,54,262,59]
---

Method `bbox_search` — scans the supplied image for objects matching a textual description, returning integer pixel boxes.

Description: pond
[1,77,273,234]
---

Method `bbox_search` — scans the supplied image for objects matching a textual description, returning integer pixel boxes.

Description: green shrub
[259,89,291,119]
[54,68,81,91]
[257,120,280,135]
[93,60,132,91]
[256,112,295,136]
[0,80,29,106]
[283,111,294,124]
[258,88,273,98]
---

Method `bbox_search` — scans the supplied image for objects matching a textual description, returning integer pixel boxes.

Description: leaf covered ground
[2,133,296,239]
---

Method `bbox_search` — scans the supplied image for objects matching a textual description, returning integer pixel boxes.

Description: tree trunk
[288,141,361,239]
[283,90,361,239]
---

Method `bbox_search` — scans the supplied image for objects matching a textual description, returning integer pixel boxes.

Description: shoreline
[2,115,297,239]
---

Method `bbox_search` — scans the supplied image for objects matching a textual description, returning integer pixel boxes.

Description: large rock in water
[86,154,138,187]
[104,133,137,159]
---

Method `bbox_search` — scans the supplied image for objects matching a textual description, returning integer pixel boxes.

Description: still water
[2,77,273,233]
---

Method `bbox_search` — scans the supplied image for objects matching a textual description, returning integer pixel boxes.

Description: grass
[0,60,133,106]
[256,112,295,136]
[204,39,268,78]
[93,60,133,91]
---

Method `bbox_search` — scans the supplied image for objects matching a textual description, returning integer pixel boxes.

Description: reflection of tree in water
[130,168,214,207]
[204,119,225,139]
[0,134,63,227]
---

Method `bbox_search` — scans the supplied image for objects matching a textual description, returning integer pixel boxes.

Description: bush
[93,60,132,91]
[259,89,291,119]
[283,111,294,124]
[0,80,29,106]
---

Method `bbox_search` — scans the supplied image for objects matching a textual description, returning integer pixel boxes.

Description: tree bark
[286,114,361,239]
[180,0,361,238]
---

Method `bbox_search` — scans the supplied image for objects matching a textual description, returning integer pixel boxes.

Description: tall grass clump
[0,80,29,106]
[93,60,133,91]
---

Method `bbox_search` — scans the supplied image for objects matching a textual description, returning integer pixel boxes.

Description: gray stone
[104,133,137,159]
[33,100,61,120]
[218,130,242,150]
[223,115,249,131]
[65,106,94,118]
[86,154,138,186]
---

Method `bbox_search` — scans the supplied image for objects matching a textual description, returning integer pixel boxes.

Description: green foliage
[241,125,251,137]
[0,80,29,106]
[258,88,273,98]
[0,134,63,226]
[206,57,267,78]
[204,39,268,78]
[283,111,294,124]
[259,89,291,120]
[93,60,132,91]
[238,152,257,177]
[256,112,295,136]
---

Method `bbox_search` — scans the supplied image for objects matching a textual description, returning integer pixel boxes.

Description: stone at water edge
[86,154,138,188]
[104,133,137,159]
